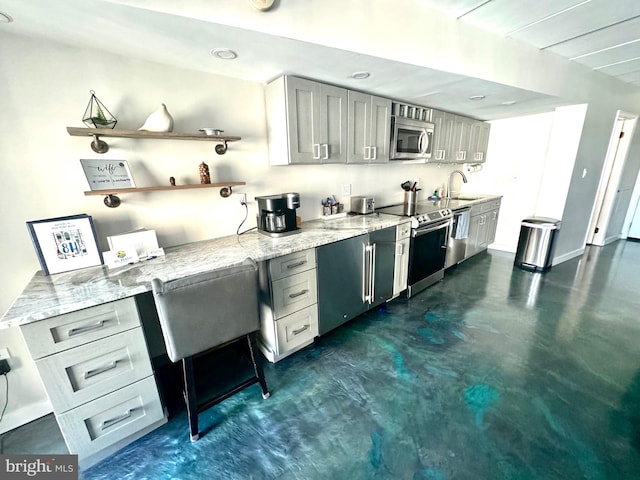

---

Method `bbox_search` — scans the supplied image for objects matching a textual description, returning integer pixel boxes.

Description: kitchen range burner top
[377,202,452,229]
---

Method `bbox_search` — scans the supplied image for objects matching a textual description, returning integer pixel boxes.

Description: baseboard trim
[0,398,53,435]
[553,247,585,266]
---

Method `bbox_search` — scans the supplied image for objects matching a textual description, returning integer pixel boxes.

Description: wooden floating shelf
[67,127,241,154]
[84,182,246,208]
[67,127,241,142]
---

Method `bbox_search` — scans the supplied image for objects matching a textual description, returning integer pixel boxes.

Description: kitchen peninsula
[0,212,409,469]
[0,214,408,328]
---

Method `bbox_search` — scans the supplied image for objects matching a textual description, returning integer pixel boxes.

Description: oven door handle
[412,219,451,237]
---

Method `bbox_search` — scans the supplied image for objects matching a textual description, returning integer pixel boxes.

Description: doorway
[586,112,637,246]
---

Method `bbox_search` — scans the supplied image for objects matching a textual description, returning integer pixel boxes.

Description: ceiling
[1,0,640,121]
[425,0,640,87]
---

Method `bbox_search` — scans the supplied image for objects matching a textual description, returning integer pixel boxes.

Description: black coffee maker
[255,193,301,237]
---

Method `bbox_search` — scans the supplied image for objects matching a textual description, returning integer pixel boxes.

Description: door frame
[586,111,637,245]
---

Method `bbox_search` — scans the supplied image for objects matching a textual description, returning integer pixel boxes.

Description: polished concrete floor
[2,241,640,479]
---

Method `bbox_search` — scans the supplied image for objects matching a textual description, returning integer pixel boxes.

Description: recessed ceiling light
[469,95,485,101]
[0,12,13,23]
[210,48,238,60]
[351,71,370,80]
[502,100,517,106]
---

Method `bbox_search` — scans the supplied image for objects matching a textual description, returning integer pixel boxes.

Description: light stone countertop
[1,213,410,328]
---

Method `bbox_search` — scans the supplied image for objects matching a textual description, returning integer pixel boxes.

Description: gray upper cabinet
[431,109,454,162]
[347,91,392,163]
[430,109,490,164]
[266,76,348,165]
[469,121,491,163]
[451,115,473,163]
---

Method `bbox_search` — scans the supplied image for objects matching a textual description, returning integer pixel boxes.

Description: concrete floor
[2,241,640,479]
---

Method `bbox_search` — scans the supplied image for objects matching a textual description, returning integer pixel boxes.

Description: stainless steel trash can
[514,217,561,272]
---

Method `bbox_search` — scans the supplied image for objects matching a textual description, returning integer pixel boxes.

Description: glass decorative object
[83,90,117,129]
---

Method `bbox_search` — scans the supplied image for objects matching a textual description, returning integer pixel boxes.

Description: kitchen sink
[450,195,484,201]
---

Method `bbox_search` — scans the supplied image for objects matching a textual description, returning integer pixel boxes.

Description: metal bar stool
[151,258,269,442]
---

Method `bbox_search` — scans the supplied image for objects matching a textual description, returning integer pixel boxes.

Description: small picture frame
[26,214,103,275]
[80,159,135,191]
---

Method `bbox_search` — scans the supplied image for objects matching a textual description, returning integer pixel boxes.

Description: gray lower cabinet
[466,199,501,258]
[258,248,319,362]
[19,297,166,469]
[393,222,412,297]
[317,226,396,335]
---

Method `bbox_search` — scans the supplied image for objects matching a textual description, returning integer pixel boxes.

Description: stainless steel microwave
[390,116,435,161]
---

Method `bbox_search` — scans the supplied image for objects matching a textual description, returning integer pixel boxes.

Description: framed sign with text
[26,214,103,275]
[80,159,135,191]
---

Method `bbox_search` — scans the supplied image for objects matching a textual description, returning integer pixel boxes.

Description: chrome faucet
[447,170,468,199]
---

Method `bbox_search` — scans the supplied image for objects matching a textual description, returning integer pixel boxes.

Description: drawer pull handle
[286,260,307,269]
[68,320,106,337]
[292,325,310,335]
[288,289,308,299]
[84,360,118,380]
[100,409,132,430]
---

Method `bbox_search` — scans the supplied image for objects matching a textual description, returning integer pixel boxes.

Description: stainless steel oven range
[377,203,452,298]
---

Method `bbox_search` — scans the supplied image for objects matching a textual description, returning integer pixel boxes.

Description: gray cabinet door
[369,227,396,305]
[468,121,491,163]
[347,92,391,163]
[285,76,319,164]
[284,77,347,164]
[318,83,348,163]
[369,95,392,163]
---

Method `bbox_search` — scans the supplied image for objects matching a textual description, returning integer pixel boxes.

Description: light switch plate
[0,348,9,360]
[341,184,351,196]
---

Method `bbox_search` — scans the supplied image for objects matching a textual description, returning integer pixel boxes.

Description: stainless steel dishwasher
[445,208,470,268]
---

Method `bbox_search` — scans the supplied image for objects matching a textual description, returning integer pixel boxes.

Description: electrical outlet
[0,348,9,361]
[238,193,247,205]
[341,184,351,196]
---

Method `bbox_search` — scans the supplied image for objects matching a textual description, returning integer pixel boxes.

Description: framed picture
[26,214,103,275]
[80,159,135,191]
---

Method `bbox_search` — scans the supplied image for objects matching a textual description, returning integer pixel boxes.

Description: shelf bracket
[91,135,109,154]
[219,186,233,198]
[103,194,121,208]
[215,141,228,155]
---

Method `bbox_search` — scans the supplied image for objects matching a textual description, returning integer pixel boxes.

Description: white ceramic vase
[138,103,174,132]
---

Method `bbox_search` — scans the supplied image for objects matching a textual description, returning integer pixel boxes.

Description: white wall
[464,105,588,255]
[0,33,465,431]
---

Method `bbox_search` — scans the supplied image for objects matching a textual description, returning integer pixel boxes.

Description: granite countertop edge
[1,213,412,329]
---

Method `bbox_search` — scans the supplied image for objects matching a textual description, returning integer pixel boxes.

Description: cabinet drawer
[276,305,318,355]
[57,376,164,459]
[272,269,318,319]
[36,328,153,413]
[269,249,316,281]
[21,298,140,359]
[470,201,491,215]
